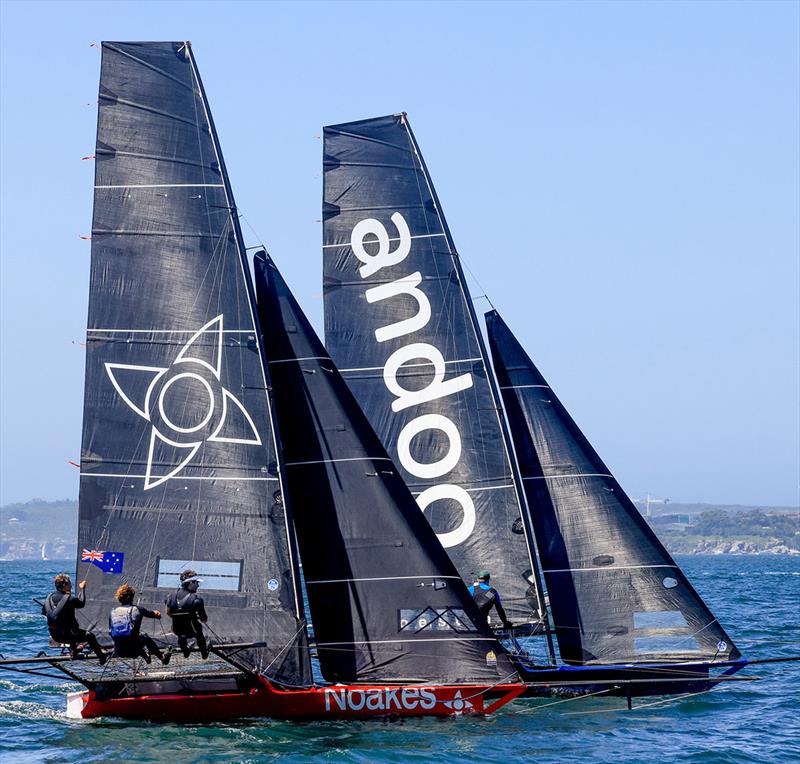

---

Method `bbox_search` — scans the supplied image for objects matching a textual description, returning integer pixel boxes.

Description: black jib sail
[485,310,740,665]
[254,251,517,684]
[77,41,310,684]
[322,114,544,625]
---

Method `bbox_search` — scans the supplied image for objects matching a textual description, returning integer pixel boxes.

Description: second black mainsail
[78,41,310,684]
[322,114,544,625]
[255,252,517,684]
[486,310,740,665]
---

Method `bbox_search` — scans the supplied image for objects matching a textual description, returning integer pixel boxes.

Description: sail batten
[486,309,740,665]
[78,42,310,685]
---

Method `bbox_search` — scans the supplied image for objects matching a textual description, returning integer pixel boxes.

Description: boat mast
[400,115,556,664]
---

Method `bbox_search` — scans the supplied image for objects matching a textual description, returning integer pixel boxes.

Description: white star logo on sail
[104,315,261,490]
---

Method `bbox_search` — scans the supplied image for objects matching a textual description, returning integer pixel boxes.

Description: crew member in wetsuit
[109,584,170,665]
[468,570,511,630]
[165,570,209,659]
[41,573,107,662]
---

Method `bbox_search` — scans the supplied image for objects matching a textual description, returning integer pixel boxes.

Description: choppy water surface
[1,557,798,763]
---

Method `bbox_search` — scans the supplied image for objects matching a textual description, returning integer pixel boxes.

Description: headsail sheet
[486,310,740,664]
[78,41,310,684]
[255,252,517,684]
[322,114,539,623]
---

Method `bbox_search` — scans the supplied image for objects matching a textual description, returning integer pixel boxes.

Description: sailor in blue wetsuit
[166,570,210,659]
[468,570,511,630]
[109,583,170,665]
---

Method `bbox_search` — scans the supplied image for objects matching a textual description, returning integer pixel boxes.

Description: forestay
[78,41,310,684]
[322,114,541,624]
[486,310,740,665]
[255,252,517,684]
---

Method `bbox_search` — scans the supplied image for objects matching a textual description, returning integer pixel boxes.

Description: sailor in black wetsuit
[468,570,512,630]
[41,573,106,662]
[166,570,209,659]
[109,584,170,665]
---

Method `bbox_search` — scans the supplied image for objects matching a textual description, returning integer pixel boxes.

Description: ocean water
[1,556,798,763]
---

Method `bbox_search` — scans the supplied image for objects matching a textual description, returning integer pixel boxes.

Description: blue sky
[1,0,797,506]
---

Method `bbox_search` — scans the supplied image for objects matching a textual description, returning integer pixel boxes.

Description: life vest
[110,606,137,638]
[471,584,498,615]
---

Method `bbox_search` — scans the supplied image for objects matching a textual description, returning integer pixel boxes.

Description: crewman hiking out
[109,584,170,665]
[166,570,209,659]
[468,570,512,630]
[41,574,107,662]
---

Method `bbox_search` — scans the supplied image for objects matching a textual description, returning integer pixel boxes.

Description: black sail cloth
[78,42,310,685]
[322,114,541,624]
[255,252,517,684]
[485,310,740,665]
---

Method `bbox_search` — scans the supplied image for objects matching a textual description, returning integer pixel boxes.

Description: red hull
[69,678,525,721]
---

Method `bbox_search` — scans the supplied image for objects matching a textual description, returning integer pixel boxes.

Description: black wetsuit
[166,589,209,658]
[109,604,166,663]
[468,582,510,628]
[42,588,105,661]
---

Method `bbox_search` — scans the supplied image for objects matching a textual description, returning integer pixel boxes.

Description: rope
[260,622,307,675]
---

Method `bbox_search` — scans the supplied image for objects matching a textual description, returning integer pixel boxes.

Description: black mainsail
[486,310,740,665]
[78,41,310,684]
[255,252,517,684]
[322,114,545,626]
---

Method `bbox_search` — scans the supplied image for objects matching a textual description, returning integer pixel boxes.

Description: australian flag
[81,549,124,574]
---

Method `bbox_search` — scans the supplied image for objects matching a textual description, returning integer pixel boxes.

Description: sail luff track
[399,117,554,660]
[184,43,304,625]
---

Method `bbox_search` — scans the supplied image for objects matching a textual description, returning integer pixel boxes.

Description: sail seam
[91,230,219,237]
[322,232,446,249]
[543,564,678,573]
[307,575,461,584]
[339,357,481,373]
[329,203,428,213]
[284,457,392,467]
[500,384,550,390]
[410,484,514,496]
[87,328,252,333]
[95,183,225,189]
[80,473,279,481]
[268,356,330,364]
[523,473,613,480]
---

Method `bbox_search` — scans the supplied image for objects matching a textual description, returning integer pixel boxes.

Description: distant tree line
[690,509,799,539]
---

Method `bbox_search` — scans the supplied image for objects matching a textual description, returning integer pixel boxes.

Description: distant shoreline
[2,499,798,561]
